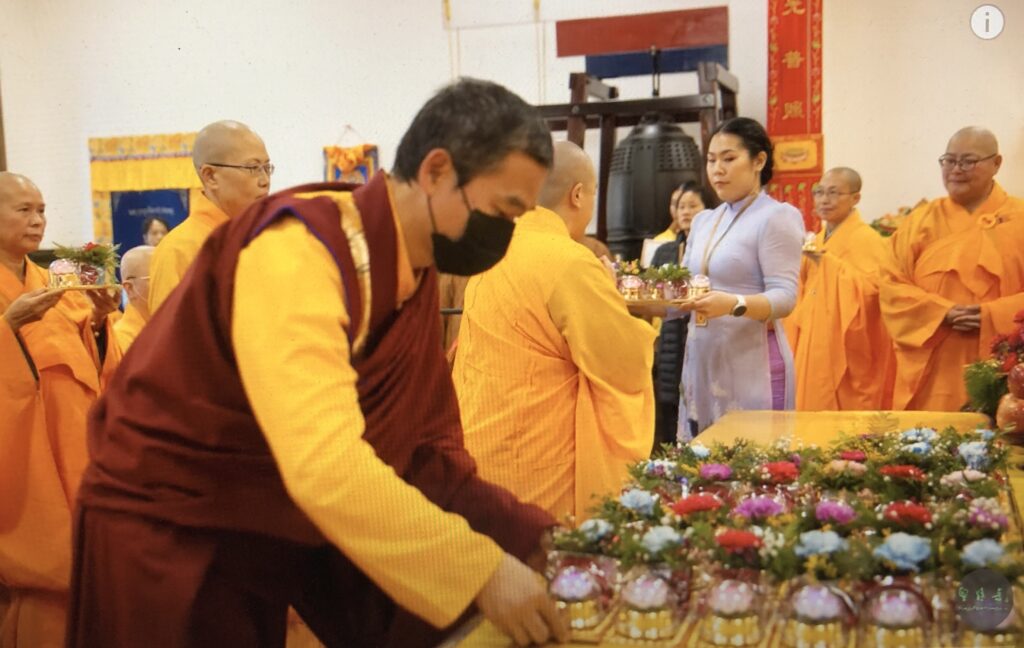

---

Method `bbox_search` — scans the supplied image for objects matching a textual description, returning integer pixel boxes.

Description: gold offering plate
[625,298,695,308]
[59,284,121,291]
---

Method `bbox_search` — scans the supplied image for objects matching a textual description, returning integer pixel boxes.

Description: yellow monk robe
[0,262,120,648]
[881,182,1024,411]
[785,212,896,410]
[453,207,656,522]
[148,191,228,314]
[652,226,676,242]
[112,303,146,354]
[235,201,503,628]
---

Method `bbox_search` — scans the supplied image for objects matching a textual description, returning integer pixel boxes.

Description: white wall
[823,0,1024,221]
[0,0,764,246]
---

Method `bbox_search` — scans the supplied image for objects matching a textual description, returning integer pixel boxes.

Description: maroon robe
[67,173,554,647]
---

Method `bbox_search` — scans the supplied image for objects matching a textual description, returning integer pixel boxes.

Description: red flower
[715,529,762,551]
[83,242,97,251]
[840,450,867,462]
[883,501,932,526]
[762,461,799,484]
[991,334,1009,354]
[1008,329,1023,349]
[879,465,926,481]
[671,493,723,516]
[1002,353,1019,373]
[1013,309,1024,324]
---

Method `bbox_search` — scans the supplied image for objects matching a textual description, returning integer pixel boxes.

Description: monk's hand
[2,288,63,332]
[525,527,556,573]
[945,304,981,332]
[475,553,568,646]
[693,291,739,320]
[85,287,120,329]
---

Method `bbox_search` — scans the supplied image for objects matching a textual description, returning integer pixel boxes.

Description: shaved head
[947,126,999,157]
[0,172,46,261]
[0,172,39,200]
[121,245,154,279]
[538,141,596,209]
[120,245,155,315]
[192,120,266,170]
[192,120,271,218]
[942,126,1002,211]
[823,167,862,193]
[536,141,597,241]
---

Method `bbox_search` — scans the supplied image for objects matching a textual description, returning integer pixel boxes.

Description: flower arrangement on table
[547,425,1024,644]
[869,199,926,237]
[49,242,120,288]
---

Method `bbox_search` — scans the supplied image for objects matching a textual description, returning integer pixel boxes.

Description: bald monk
[881,127,1024,411]
[454,141,656,522]
[69,78,567,648]
[112,245,153,353]
[785,168,895,410]
[0,173,120,647]
[147,120,271,314]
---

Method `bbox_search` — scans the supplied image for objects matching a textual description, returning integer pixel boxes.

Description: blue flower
[641,525,682,555]
[873,533,932,572]
[620,489,656,516]
[690,443,711,459]
[900,428,937,443]
[958,441,989,470]
[975,428,996,441]
[579,518,613,542]
[962,539,1005,568]
[795,530,847,557]
[901,441,932,456]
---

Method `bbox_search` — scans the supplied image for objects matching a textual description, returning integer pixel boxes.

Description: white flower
[901,441,932,456]
[690,442,711,459]
[975,428,996,441]
[579,518,612,542]
[873,533,931,572]
[641,526,682,555]
[795,530,847,557]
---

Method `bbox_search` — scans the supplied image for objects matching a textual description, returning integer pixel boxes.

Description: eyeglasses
[811,188,853,199]
[207,162,275,177]
[124,275,149,282]
[937,154,996,171]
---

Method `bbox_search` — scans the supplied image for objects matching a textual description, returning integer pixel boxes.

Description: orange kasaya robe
[785,212,896,410]
[0,260,120,648]
[880,182,1024,411]
[112,303,146,354]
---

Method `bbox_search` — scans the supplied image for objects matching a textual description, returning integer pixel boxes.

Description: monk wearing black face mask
[69,79,565,648]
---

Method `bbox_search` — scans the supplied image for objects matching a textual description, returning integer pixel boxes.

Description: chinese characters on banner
[766,0,823,231]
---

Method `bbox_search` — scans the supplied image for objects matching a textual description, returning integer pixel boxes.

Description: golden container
[555,599,601,630]
[780,619,844,648]
[615,608,674,640]
[867,625,925,648]
[960,628,1022,646]
[700,613,762,646]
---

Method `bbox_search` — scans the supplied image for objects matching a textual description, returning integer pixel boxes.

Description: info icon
[956,568,1014,632]
[971,4,1005,40]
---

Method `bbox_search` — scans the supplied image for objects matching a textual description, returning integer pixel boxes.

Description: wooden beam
[596,114,617,242]
[556,7,729,57]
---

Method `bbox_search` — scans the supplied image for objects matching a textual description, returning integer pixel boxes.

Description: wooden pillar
[596,114,616,242]
[566,72,588,146]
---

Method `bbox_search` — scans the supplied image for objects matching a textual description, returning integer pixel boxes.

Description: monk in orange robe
[0,173,121,648]
[785,167,895,410]
[112,245,153,353]
[148,120,272,314]
[880,127,1024,411]
[454,142,656,522]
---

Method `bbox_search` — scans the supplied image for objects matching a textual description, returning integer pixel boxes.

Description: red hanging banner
[766,0,823,231]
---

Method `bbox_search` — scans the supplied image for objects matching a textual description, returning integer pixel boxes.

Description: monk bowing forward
[881,127,1024,411]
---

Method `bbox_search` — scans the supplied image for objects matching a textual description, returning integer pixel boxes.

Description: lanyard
[700,193,758,276]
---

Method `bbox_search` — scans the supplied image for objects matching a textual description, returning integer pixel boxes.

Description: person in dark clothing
[651,181,707,445]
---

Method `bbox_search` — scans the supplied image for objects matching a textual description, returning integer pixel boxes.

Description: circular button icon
[971,4,1005,39]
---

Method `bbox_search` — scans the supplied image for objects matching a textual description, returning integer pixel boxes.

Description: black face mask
[428,188,515,276]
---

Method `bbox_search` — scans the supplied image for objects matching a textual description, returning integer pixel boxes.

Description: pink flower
[839,450,867,462]
[815,500,856,525]
[699,463,733,481]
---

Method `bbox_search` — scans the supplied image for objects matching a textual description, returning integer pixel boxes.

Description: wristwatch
[731,294,748,317]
